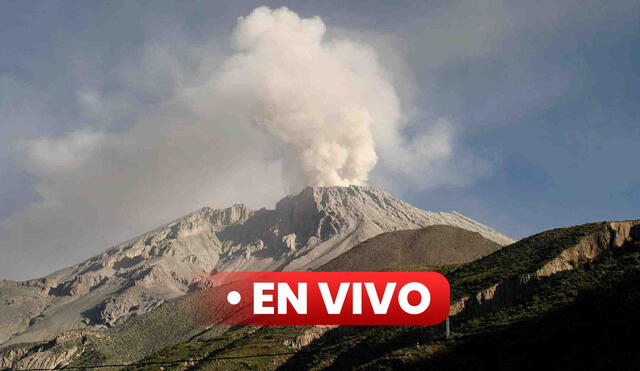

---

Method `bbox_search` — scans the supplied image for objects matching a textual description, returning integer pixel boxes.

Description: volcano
[0,185,512,346]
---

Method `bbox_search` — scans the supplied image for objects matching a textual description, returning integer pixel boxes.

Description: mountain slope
[279,231,640,370]
[114,220,639,371]
[0,185,513,347]
[279,220,640,370]
[405,248,640,371]
[318,225,502,272]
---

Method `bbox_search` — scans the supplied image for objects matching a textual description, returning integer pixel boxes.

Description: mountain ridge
[25,219,631,371]
[0,185,513,346]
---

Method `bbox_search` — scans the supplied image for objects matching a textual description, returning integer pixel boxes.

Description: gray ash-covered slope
[0,185,513,346]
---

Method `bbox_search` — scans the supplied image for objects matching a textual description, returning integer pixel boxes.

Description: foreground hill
[0,186,512,357]
[280,220,640,370]
[318,225,502,272]
[98,220,639,370]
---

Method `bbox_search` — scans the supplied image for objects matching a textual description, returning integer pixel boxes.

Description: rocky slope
[0,185,512,349]
[115,220,639,371]
[279,220,640,370]
[448,220,640,319]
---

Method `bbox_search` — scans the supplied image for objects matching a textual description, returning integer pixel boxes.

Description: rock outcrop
[449,220,640,319]
[0,330,100,370]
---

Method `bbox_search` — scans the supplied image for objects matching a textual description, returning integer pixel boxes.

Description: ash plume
[215,6,391,189]
[1,6,460,279]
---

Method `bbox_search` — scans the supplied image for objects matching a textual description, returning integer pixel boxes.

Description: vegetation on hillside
[280,241,640,370]
[448,222,607,299]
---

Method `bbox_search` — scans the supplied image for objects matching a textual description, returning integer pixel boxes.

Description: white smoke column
[1,6,461,280]
[214,6,401,190]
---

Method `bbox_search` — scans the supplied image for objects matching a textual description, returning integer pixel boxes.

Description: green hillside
[281,239,640,370]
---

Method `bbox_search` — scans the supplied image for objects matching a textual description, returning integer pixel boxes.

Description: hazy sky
[1,0,639,280]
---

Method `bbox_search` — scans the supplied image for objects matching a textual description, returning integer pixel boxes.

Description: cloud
[20,130,108,174]
[1,6,463,280]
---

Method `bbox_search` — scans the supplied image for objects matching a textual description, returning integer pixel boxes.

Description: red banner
[194,272,450,325]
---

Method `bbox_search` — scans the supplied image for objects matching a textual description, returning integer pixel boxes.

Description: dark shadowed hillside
[318,225,502,272]
[280,222,640,370]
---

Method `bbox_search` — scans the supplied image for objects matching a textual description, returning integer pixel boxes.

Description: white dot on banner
[227,290,241,305]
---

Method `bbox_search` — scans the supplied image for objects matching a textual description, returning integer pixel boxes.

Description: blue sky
[1,0,639,279]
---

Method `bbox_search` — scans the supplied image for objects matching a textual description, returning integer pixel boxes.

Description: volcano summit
[0,185,512,346]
